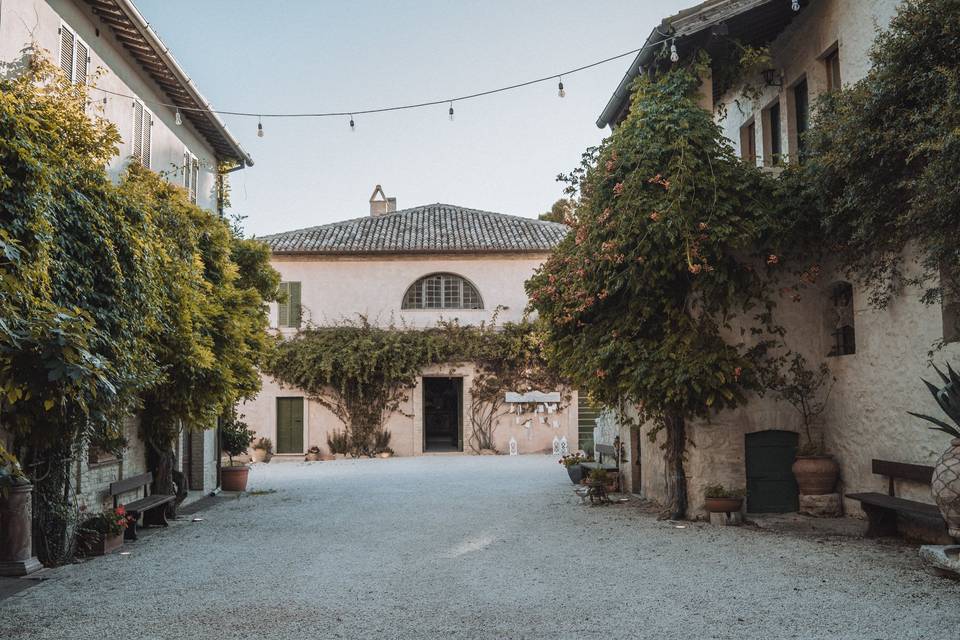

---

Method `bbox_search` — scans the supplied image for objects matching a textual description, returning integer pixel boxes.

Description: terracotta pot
[91,532,123,556]
[221,465,250,491]
[932,438,960,539]
[305,452,321,462]
[250,448,269,463]
[792,455,839,495]
[705,496,744,513]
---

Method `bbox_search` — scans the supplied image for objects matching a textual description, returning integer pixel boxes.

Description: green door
[745,430,799,513]
[276,397,304,454]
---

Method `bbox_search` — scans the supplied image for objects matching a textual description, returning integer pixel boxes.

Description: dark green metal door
[745,430,799,513]
[276,397,304,454]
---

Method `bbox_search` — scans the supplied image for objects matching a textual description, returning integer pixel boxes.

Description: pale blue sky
[135,0,690,237]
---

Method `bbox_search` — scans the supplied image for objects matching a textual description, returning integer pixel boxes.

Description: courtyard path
[2,455,958,639]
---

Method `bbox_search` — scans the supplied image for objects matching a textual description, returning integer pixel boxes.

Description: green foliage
[909,363,960,439]
[220,410,255,464]
[801,0,960,309]
[252,437,273,453]
[538,199,573,224]
[767,353,835,455]
[703,484,744,499]
[267,318,563,456]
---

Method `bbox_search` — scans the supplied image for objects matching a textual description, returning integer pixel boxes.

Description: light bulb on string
[175,108,182,126]
[558,77,565,98]
[448,102,454,121]
[349,114,355,131]
[791,0,800,10]
[670,41,679,63]
[257,117,263,138]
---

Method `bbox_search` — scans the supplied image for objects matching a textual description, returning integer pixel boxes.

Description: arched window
[402,273,483,310]
[826,281,855,357]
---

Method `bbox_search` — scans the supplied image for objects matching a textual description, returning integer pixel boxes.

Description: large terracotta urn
[792,455,839,495]
[932,438,960,539]
[0,482,43,576]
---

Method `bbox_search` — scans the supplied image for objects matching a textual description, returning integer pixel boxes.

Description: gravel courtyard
[2,455,959,639]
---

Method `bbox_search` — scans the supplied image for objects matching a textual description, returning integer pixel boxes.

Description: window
[183,151,199,203]
[763,101,782,167]
[827,282,856,357]
[278,281,302,328]
[825,48,841,92]
[793,78,809,161]
[58,24,88,85]
[402,273,483,310]
[740,120,757,166]
[132,101,152,168]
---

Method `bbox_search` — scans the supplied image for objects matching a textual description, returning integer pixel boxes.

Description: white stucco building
[239,188,581,458]
[596,0,959,526]
[0,0,252,502]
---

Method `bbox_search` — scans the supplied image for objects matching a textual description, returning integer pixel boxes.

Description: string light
[448,102,454,121]
[557,77,565,98]
[175,108,182,126]
[257,116,263,137]
[82,42,672,125]
[791,0,800,10]
[670,40,679,63]
[349,114,355,131]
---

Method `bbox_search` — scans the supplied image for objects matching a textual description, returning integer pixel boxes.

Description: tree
[527,66,778,519]
[539,199,573,225]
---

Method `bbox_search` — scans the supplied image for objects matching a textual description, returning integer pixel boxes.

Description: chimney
[369,184,397,216]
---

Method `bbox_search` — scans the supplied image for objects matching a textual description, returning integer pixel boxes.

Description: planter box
[91,533,123,556]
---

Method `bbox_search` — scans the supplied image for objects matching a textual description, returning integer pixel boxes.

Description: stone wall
[75,415,148,513]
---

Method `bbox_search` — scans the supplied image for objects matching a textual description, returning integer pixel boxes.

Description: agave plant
[908,363,960,438]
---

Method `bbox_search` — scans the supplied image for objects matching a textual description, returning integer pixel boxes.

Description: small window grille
[827,282,855,357]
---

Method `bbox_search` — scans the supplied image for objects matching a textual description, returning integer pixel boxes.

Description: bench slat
[109,472,153,497]
[580,462,618,471]
[871,460,934,485]
[123,494,174,513]
[847,492,942,518]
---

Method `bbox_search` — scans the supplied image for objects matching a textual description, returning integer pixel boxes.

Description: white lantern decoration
[559,436,569,456]
[552,436,561,455]
[509,436,518,456]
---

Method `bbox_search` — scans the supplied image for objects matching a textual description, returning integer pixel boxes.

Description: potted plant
[78,506,131,556]
[327,429,349,460]
[305,446,322,462]
[909,362,960,538]
[704,484,745,513]
[558,451,590,484]
[373,429,394,458]
[771,353,839,495]
[251,437,273,463]
[221,410,255,492]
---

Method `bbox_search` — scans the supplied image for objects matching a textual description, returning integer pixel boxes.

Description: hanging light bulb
[791,0,800,10]
[558,77,565,98]
[257,116,263,138]
[175,108,182,126]
[349,114,355,131]
[670,41,679,63]
[448,102,454,121]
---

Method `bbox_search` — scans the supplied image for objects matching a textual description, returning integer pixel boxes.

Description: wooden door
[276,397,304,454]
[745,430,799,513]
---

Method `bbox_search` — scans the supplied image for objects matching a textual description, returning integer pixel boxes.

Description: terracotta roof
[261,204,568,254]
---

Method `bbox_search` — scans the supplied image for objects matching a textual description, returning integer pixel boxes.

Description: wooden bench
[581,443,620,492]
[847,459,945,539]
[110,472,175,541]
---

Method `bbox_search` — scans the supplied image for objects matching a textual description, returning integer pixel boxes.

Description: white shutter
[141,110,152,168]
[59,27,75,79]
[133,102,143,161]
[74,40,88,85]
[183,151,191,189]
[190,158,199,203]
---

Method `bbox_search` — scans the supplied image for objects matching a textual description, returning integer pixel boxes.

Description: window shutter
[183,151,191,189]
[133,102,143,161]
[59,27,75,79]
[278,282,290,327]
[141,111,152,168]
[289,282,302,328]
[74,40,88,85]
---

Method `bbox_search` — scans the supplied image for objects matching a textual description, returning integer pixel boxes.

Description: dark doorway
[745,430,799,513]
[423,377,462,452]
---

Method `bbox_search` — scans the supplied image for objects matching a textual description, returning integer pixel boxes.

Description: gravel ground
[2,455,959,640]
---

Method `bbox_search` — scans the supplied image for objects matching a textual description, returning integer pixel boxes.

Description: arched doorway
[745,430,799,513]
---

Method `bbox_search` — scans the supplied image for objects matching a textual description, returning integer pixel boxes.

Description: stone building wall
[75,415,148,513]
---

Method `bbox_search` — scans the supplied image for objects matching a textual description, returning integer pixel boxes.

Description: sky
[135,0,692,237]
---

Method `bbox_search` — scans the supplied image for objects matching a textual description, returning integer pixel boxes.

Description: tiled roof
[260,204,568,254]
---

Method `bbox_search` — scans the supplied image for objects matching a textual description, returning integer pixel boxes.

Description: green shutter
[289,281,301,328]
[278,282,290,327]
